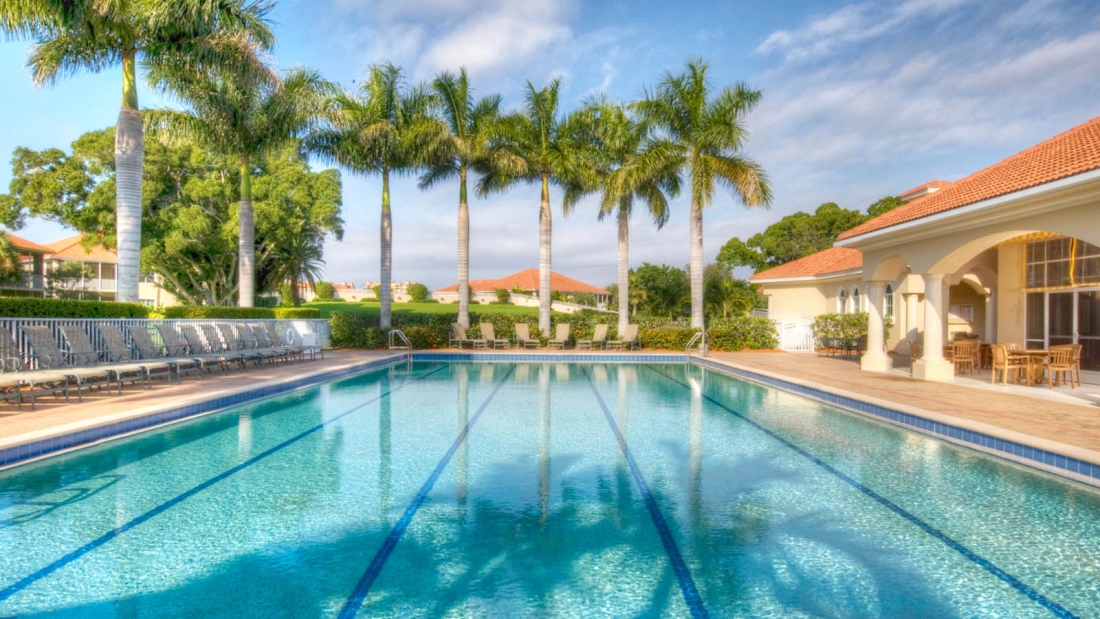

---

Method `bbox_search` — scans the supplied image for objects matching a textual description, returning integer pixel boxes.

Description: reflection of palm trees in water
[688,370,703,532]
[539,364,552,524]
[379,367,393,520]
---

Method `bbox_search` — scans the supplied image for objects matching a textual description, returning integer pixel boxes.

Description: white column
[914,273,955,381]
[861,283,892,372]
[984,290,996,343]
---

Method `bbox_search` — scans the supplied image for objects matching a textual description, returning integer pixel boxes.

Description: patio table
[1009,350,1049,386]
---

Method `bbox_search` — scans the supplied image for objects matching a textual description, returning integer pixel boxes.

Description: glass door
[1047,292,1075,348]
[1079,290,1100,372]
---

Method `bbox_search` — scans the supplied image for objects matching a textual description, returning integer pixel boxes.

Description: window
[851,287,861,313]
[884,284,894,318]
[948,304,974,323]
[837,288,848,314]
[1026,237,1100,289]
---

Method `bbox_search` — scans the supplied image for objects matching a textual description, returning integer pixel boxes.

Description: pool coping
[690,356,1100,489]
[0,353,407,470]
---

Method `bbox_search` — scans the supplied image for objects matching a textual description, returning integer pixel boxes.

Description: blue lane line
[648,366,1079,619]
[337,365,516,619]
[0,364,450,605]
[582,368,710,619]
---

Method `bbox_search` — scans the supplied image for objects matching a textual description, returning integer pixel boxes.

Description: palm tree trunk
[238,155,255,307]
[689,201,704,328]
[538,174,552,334]
[380,168,393,330]
[115,50,144,303]
[617,203,629,338]
[457,168,470,329]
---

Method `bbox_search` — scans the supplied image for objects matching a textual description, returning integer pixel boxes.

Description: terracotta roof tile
[4,233,53,254]
[749,247,863,281]
[840,115,1100,240]
[437,269,609,295]
[897,179,952,200]
[43,234,117,261]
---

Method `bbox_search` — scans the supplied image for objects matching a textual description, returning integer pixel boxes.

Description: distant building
[435,268,610,307]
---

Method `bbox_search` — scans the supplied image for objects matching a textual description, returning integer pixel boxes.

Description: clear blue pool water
[0,361,1098,618]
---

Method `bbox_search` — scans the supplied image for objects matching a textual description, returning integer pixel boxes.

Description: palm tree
[635,58,772,328]
[419,69,501,329]
[576,98,680,337]
[146,65,328,306]
[308,63,438,329]
[266,231,326,307]
[478,79,587,334]
[0,1,273,303]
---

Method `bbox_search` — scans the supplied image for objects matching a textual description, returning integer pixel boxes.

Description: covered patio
[837,117,1100,384]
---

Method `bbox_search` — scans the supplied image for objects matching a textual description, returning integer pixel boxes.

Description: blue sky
[2,0,1099,289]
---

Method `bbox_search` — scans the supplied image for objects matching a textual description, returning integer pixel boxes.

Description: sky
[1,0,1099,289]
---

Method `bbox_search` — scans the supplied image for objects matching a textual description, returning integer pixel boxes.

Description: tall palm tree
[478,79,587,334]
[0,1,274,303]
[419,69,501,329]
[146,66,328,306]
[635,58,772,328]
[308,63,438,329]
[576,98,680,337]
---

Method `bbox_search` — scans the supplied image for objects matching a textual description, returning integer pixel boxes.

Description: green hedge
[0,296,151,318]
[161,306,275,319]
[329,309,777,351]
[811,312,892,346]
[272,307,321,319]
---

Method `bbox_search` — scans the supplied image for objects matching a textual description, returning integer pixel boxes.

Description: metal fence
[777,321,816,353]
[0,318,330,370]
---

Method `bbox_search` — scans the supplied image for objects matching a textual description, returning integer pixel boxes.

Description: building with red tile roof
[436,269,609,295]
[749,247,863,282]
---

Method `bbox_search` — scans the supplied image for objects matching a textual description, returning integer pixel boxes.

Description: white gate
[777,321,815,353]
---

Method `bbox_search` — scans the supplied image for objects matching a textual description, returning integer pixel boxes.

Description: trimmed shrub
[330,311,383,348]
[406,282,430,303]
[314,281,336,301]
[0,296,151,318]
[273,307,321,319]
[494,288,510,304]
[161,306,275,319]
[811,312,892,345]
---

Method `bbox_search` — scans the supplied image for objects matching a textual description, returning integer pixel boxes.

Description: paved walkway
[0,350,397,443]
[708,351,1100,454]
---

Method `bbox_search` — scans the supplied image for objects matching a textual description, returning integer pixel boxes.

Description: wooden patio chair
[908,338,922,375]
[1045,346,1075,389]
[990,344,1024,385]
[951,340,976,375]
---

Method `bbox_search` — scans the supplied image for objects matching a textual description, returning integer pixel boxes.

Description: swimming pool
[0,361,1098,618]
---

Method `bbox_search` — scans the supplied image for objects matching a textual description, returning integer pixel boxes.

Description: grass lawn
[304,301,540,319]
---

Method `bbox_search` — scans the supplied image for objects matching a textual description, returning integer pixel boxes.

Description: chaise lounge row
[449,323,640,350]
[0,322,321,409]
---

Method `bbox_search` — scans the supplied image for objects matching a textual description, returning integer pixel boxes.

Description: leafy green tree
[1,130,342,305]
[573,97,680,337]
[0,232,23,286]
[703,262,765,319]
[635,58,772,328]
[494,288,510,304]
[147,65,329,306]
[0,0,274,302]
[631,263,689,320]
[420,68,501,329]
[309,63,438,329]
[406,282,430,302]
[476,79,588,334]
[314,281,336,301]
[46,261,94,298]
[717,197,900,272]
[605,283,619,312]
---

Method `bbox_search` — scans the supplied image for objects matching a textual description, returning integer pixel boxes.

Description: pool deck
[704,352,1100,477]
[0,350,402,466]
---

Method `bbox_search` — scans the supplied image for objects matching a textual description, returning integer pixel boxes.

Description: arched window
[885,284,895,318]
[837,288,848,314]
[852,287,861,313]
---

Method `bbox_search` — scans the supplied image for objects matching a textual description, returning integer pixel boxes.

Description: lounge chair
[22,325,113,400]
[96,324,178,384]
[239,323,288,364]
[607,324,639,350]
[513,323,540,349]
[450,323,486,349]
[547,324,570,349]
[480,323,510,349]
[0,329,71,408]
[215,323,265,367]
[57,324,155,393]
[577,324,608,350]
[115,324,204,381]
[260,323,307,362]
[175,325,238,373]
